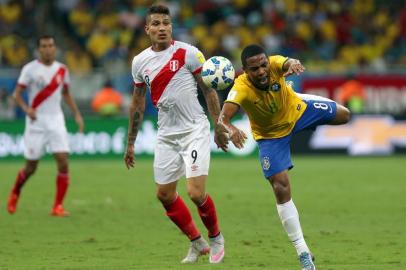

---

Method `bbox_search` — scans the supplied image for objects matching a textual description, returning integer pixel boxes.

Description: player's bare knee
[332,105,351,125]
[57,164,69,174]
[156,190,176,204]
[187,189,205,205]
[338,105,351,124]
[25,164,37,177]
[25,168,35,178]
[269,173,291,202]
[343,106,351,123]
[273,181,289,195]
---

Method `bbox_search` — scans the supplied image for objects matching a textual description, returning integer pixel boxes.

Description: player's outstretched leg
[7,169,27,214]
[197,195,225,263]
[50,172,70,217]
[181,236,210,263]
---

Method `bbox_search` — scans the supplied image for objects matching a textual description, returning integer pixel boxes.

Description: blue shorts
[258,98,337,179]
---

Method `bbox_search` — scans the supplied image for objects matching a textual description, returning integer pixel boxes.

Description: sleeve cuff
[192,66,202,75]
[134,82,145,87]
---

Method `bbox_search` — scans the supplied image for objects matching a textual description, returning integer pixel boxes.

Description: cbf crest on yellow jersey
[225,55,307,140]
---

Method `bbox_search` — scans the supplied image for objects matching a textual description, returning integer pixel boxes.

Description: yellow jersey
[225,55,307,140]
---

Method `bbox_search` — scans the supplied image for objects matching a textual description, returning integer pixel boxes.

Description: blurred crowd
[1,0,406,75]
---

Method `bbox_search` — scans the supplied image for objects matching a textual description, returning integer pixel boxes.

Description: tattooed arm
[124,85,147,169]
[194,73,229,151]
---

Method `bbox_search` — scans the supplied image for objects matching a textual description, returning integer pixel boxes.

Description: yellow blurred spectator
[319,20,337,41]
[1,35,28,67]
[233,0,249,9]
[86,27,115,60]
[97,11,118,30]
[0,0,22,24]
[69,2,94,37]
[237,26,258,47]
[64,43,92,74]
[295,21,312,41]
[191,25,208,43]
[118,26,133,48]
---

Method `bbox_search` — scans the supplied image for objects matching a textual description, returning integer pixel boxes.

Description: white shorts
[154,121,211,184]
[24,114,70,160]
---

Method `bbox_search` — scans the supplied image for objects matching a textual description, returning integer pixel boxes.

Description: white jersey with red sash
[17,60,71,159]
[18,60,69,116]
[131,40,208,136]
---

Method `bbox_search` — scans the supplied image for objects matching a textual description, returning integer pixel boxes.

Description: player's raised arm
[62,86,84,133]
[13,84,37,120]
[218,102,247,151]
[124,84,147,169]
[282,58,306,77]
[194,73,229,151]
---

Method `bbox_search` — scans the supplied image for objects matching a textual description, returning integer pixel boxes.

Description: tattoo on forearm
[205,90,221,122]
[134,87,147,97]
[128,111,140,145]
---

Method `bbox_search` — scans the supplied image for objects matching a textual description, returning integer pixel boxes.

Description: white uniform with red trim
[131,40,211,184]
[17,60,70,159]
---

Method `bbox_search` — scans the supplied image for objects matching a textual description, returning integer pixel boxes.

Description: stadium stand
[1,0,405,118]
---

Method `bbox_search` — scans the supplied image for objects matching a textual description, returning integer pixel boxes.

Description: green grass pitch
[0,156,405,270]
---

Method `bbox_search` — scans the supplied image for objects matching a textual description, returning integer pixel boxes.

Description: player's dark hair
[146,4,170,22]
[37,35,55,47]
[241,44,267,67]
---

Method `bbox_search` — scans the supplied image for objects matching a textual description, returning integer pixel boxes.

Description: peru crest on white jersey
[131,40,208,135]
[17,60,69,116]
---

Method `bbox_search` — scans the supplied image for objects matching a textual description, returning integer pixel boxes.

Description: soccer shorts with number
[258,94,337,178]
[153,121,211,184]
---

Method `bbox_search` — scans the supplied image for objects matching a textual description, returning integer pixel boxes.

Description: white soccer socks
[276,199,310,255]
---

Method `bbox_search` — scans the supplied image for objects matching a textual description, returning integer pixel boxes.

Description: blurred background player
[123,4,227,264]
[217,44,350,270]
[7,35,84,217]
[91,80,123,116]
[337,74,366,114]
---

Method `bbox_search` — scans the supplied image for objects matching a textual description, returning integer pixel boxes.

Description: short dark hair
[241,44,267,67]
[37,35,55,47]
[147,4,170,22]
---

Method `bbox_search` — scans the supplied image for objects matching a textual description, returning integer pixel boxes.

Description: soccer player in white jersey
[124,4,227,264]
[7,35,84,217]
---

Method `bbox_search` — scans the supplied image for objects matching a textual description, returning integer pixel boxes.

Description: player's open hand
[214,123,230,152]
[124,144,135,169]
[283,59,305,77]
[229,125,247,149]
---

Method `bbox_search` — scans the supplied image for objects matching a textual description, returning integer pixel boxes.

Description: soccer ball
[201,56,235,90]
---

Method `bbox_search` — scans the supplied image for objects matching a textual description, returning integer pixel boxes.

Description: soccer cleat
[298,251,316,270]
[50,205,70,217]
[209,233,225,263]
[7,192,19,214]
[181,237,210,263]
